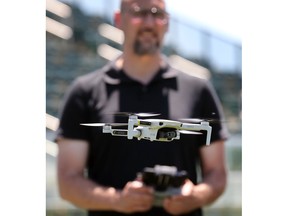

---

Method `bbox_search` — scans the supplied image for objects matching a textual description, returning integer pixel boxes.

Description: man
[56,0,229,215]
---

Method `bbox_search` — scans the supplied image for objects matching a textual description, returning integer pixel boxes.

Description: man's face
[120,0,169,56]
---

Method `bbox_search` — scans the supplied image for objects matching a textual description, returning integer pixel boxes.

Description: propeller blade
[80,123,105,127]
[136,113,161,117]
[180,118,226,124]
[113,112,160,117]
[180,118,203,123]
[179,130,203,135]
[80,123,128,127]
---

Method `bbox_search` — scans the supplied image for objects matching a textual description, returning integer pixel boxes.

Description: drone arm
[181,122,212,145]
[102,125,141,139]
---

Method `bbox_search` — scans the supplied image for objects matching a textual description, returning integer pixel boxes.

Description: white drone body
[81,114,212,145]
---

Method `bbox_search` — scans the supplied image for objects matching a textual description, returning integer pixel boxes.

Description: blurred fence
[46,1,242,135]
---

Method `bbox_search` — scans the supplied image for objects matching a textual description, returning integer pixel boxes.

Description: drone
[81,113,213,145]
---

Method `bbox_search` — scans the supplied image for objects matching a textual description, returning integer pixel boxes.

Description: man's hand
[113,181,154,213]
[163,141,227,215]
[162,179,201,215]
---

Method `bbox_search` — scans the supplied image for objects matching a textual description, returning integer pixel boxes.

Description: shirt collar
[103,55,178,85]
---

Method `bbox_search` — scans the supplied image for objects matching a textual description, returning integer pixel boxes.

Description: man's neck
[117,53,164,85]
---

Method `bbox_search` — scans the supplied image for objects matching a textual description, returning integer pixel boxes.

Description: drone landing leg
[181,122,212,145]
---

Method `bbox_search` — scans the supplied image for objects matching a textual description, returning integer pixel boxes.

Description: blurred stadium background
[46,0,242,215]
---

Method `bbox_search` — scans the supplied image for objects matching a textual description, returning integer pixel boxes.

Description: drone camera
[156,128,178,140]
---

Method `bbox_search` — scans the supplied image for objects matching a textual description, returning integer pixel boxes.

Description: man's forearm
[193,169,227,207]
[59,174,119,210]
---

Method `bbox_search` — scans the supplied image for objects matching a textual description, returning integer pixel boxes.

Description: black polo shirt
[56,58,229,216]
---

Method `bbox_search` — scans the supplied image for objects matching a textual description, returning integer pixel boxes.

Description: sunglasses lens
[127,7,168,22]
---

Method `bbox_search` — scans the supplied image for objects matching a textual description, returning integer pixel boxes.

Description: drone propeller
[180,118,226,124]
[80,123,128,127]
[179,130,203,135]
[113,112,161,117]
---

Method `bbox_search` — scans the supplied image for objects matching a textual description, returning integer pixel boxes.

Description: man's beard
[133,28,160,55]
[133,39,160,55]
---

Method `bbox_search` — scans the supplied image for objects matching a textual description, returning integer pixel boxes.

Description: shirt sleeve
[55,78,90,142]
[199,81,230,144]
